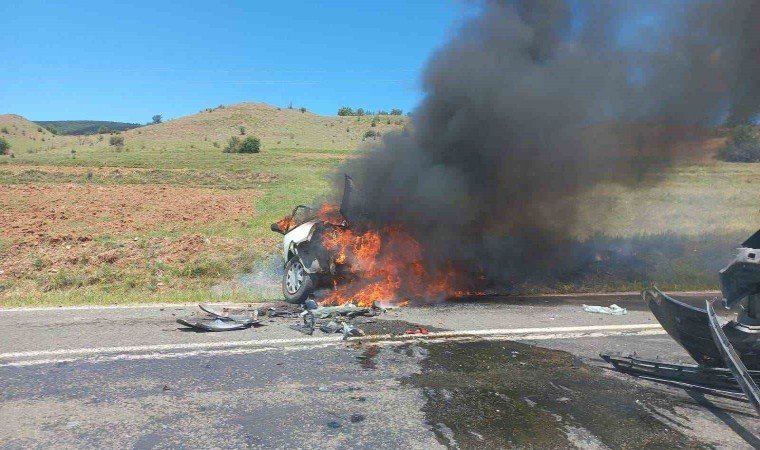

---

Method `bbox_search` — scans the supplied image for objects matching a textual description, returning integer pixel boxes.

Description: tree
[97,126,109,134]
[337,106,354,116]
[300,107,307,113]
[390,108,403,115]
[152,115,162,124]
[718,125,760,162]
[356,108,365,116]
[0,137,10,155]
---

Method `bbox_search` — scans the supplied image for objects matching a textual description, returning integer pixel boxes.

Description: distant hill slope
[0,114,56,153]
[0,103,411,158]
[126,102,409,150]
[35,120,142,135]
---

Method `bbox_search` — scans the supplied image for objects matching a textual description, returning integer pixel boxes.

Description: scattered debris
[405,326,429,335]
[176,317,256,332]
[342,322,365,340]
[200,303,259,322]
[267,307,299,318]
[175,299,400,336]
[176,304,260,332]
[311,303,376,319]
[320,321,343,334]
[582,304,627,315]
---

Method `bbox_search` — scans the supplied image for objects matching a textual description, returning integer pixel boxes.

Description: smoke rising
[341,0,760,285]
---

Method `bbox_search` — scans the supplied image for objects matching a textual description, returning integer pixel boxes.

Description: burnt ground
[0,293,758,449]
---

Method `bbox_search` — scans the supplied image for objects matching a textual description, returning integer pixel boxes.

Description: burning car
[271,175,482,306]
[270,176,360,303]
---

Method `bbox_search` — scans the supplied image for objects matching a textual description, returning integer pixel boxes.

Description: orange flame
[315,203,484,307]
[276,216,296,234]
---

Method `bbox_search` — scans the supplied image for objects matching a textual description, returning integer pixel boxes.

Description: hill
[0,114,55,153]
[126,102,408,149]
[35,120,142,135]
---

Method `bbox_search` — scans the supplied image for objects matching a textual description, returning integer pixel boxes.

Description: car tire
[282,256,316,304]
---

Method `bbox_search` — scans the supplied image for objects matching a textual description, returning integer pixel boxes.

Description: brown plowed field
[2,184,257,242]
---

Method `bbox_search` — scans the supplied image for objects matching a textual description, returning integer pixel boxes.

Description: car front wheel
[282,256,316,304]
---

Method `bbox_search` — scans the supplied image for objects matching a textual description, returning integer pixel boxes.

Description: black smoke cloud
[340,0,760,283]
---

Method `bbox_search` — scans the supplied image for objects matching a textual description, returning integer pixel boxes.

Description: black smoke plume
[340,0,760,285]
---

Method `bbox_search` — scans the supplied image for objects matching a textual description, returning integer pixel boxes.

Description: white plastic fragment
[582,304,627,315]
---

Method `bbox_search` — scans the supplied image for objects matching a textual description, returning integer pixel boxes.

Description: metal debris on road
[582,304,627,315]
[341,323,365,339]
[176,304,260,332]
[320,321,343,334]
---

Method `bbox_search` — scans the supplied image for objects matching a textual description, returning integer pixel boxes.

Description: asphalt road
[1,292,758,449]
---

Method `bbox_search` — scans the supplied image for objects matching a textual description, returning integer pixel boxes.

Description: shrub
[109,136,124,147]
[300,107,307,113]
[337,106,354,116]
[239,126,246,135]
[390,108,403,115]
[0,127,7,134]
[356,108,365,116]
[152,114,162,124]
[98,126,109,134]
[223,136,240,153]
[238,136,260,153]
[0,137,10,155]
[364,130,380,138]
[37,127,42,132]
[718,125,760,162]
[224,136,260,153]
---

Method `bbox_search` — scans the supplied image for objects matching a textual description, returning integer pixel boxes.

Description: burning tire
[282,256,316,304]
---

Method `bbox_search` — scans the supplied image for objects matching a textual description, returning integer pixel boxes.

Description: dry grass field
[1,105,759,306]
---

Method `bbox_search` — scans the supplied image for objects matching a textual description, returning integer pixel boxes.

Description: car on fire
[270,176,358,303]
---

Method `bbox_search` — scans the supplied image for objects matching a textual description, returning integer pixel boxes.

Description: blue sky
[2,1,476,122]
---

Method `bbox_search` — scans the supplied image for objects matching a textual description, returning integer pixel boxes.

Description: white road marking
[0,324,665,367]
[0,290,720,313]
[1,329,668,368]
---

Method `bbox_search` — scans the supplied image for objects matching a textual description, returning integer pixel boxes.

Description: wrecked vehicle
[270,176,359,303]
[605,229,760,415]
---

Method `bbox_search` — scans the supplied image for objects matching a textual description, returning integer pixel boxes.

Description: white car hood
[283,220,318,260]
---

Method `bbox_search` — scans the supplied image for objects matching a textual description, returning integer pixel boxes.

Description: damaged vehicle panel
[607,228,760,415]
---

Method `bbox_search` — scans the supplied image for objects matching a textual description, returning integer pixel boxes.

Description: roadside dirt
[0,184,262,282]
